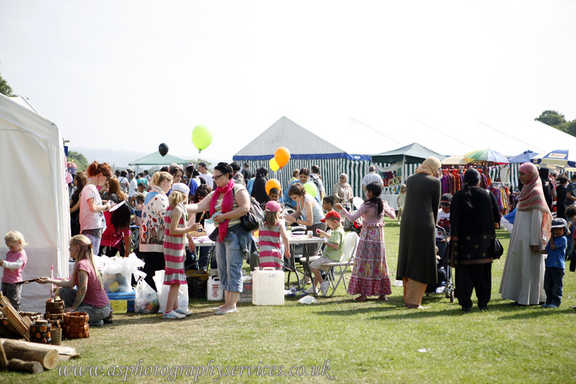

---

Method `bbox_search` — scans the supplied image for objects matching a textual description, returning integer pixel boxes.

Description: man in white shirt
[118,171,130,194]
[361,166,383,194]
[128,170,138,197]
[198,162,214,188]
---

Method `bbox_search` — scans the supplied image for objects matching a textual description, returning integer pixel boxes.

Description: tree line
[535,111,576,137]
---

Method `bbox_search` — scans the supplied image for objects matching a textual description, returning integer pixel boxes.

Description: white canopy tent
[0,94,70,312]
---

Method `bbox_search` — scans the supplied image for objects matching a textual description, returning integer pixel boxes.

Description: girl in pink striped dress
[162,183,201,320]
[258,201,290,269]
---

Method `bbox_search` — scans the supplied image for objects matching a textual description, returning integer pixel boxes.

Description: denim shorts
[215,225,251,293]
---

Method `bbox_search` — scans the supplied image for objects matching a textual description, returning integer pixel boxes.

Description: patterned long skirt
[347,224,392,296]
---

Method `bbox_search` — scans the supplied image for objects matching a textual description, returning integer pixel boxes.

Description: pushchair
[426,225,455,302]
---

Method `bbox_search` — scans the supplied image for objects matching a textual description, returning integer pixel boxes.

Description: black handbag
[240,197,264,231]
[208,227,219,241]
[493,238,504,259]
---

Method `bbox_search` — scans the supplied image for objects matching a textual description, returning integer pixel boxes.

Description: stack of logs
[0,339,59,373]
[0,293,79,374]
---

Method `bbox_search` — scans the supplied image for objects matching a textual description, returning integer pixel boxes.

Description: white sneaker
[215,306,238,315]
[435,286,446,294]
[320,281,330,296]
[304,287,315,294]
[163,310,185,320]
[175,308,193,317]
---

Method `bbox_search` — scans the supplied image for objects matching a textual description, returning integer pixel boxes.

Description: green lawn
[5,219,576,383]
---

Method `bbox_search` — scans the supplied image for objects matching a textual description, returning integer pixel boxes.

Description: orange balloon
[265,178,282,195]
[274,147,291,168]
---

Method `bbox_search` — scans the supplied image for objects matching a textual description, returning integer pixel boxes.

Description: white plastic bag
[102,253,145,293]
[154,270,189,314]
[298,295,317,305]
[134,278,159,314]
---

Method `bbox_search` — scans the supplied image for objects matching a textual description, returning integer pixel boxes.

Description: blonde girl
[258,201,290,269]
[38,235,112,326]
[162,183,201,320]
[1,231,29,310]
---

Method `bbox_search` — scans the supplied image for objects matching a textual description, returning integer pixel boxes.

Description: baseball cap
[321,210,341,222]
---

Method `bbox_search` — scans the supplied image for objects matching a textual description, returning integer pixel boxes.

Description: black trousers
[544,267,564,306]
[455,263,492,309]
[139,251,165,292]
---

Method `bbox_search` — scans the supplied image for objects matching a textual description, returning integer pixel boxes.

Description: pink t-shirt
[73,259,109,308]
[2,250,27,284]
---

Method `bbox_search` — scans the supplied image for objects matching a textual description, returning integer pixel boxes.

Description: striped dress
[258,222,283,269]
[163,204,187,285]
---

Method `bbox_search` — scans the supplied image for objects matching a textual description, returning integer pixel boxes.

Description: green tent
[372,142,445,164]
[128,152,188,166]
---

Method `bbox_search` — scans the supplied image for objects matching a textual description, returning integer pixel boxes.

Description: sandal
[354,295,367,302]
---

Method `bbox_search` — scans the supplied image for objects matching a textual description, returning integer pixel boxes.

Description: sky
[1,0,575,162]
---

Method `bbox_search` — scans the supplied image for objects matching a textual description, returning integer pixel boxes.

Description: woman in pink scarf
[500,162,552,305]
[187,162,251,315]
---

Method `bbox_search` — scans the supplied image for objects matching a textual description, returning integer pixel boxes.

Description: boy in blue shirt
[541,218,569,308]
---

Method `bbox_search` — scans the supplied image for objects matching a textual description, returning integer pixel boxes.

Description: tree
[0,74,13,96]
[535,110,566,128]
[68,151,89,172]
[561,120,576,137]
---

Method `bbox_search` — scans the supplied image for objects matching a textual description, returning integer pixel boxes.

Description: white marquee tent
[0,94,70,312]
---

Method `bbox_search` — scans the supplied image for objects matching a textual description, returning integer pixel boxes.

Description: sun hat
[171,182,190,196]
[265,201,281,213]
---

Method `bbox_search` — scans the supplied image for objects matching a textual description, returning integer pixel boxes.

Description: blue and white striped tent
[233,117,372,196]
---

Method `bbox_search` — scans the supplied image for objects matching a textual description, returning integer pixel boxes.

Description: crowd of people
[2,157,574,325]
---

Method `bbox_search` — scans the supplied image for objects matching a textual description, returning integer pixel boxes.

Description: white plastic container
[207,275,224,301]
[252,268,285,305]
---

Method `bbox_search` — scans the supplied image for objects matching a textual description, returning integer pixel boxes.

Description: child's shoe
[175,308,193,317]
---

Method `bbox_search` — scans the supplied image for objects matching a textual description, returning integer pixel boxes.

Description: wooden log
[0,342,7,369]
[8,359,44,374]
[1,339,58,369]
[0,338,79,358]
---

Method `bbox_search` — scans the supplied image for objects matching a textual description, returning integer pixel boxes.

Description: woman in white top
[500,162,552,305]
[79,161,113,255]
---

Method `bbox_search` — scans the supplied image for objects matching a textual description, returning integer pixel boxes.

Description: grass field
[5,220,576,383]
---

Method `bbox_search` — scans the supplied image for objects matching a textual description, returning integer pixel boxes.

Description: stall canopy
[128,152,187,166]
[508,150,539,164]
[233,116,371,195]
[372,142,445,164]
[0,94,70,312]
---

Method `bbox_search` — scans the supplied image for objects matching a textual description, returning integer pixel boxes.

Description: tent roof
[373,142,446,163]
[129,152,188,166]
[234,116,369,160]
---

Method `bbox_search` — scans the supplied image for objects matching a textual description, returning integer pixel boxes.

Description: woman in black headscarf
[450,168,501,312]
[251,168,269,206]
[539,168,554,211]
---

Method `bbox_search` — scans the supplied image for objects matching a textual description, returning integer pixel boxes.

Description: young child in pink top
[1,231,29,310]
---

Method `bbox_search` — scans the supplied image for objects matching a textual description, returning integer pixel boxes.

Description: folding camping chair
[324,231,359,297]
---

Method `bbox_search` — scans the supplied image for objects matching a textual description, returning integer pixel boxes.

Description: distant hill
[71,147,224,169]
[72,147,147,168]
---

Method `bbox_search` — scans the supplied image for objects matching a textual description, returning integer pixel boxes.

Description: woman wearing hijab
[450,169,501,312]
[251,168,269,206]
[500,162,552,305]
[396,157,441,308]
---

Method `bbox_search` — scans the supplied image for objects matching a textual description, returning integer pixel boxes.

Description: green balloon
[303,182,317,197]
[192,125,213,152]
